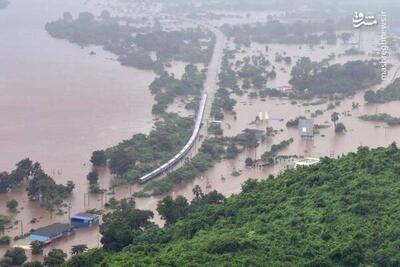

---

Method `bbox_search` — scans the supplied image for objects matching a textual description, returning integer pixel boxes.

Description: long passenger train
[138,93,208,184]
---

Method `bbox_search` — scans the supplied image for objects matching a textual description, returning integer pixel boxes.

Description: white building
[294,157,320,168]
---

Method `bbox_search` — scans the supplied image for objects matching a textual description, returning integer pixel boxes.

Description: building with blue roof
[30,223,74,244]
[70,213,99,228]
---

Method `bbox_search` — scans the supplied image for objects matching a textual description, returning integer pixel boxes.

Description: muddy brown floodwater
[0,0,156,257]
[1,0,400,261]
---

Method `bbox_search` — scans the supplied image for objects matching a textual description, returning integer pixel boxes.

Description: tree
[0,214,10,234]
[0,235,11,245]
[22,261,43,267]
[192,185,204,199]
[4,247,27,265]
[6,199,18,212]
[331,112,339,126]
[66,181,75,193]
[242,79,251,89]
[225,144,239,159]
[44,249,67,267]
[157,196,189,225]
[100,201,153,251]
[86,171,99,185]
[0,172,10,193]
[242,179,258,193]
[26,167,74,210]
[0,257,12,267]
[30,241,44,255]
[71,244,88,256]
[335,123,347,133]
[90,150,107,166]
[289,57,315,91]
[245,157,254,167]
[63,12,73,21]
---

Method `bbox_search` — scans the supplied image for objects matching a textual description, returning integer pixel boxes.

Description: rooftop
[295,157,320,167]
[71,213,99,220]
[31,223,73,238]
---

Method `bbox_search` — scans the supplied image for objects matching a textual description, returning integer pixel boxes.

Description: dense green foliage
[26,163,75,210]
[0,214,10,233]
[261,138,294,164]
[2,247,27,266]
[222,19,342,46]
[86,170,103,194]
[290,58,380,95]
[211,88,237,119]
[364,78,400,103]
[157,195,189,225]
[359,113,400,126]
[0,159,74,210]
[135,30,215,63]
[105,114,193,183]
[31,241,45,255]
[99,199,154,251]
[90,150,107,167]
[0,158,34,193]
[0,236,11,245]
[44,249,67,267]
[286,116,307,128]
[46,13,215,70]
[22,261,43,267]
[140,137,229,196]
[150,64,206,114]
[5,199,18,212]
[71,245,88,256]
[65,144,400,266]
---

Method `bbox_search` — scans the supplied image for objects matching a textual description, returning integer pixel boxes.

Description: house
[298,119,314,138]
[30,223,74,244]
[70,213,99,228]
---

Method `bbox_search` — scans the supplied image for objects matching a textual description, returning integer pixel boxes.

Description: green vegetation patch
[104,114,194,184]
[359,113,400,126]
[66,144,400,266]
[364,78,400,103]
[290,58,380,95]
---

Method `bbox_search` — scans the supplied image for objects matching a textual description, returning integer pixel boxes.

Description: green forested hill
[66,144,400,267]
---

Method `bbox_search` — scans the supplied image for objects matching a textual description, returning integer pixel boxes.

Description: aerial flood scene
[1,0,400,266]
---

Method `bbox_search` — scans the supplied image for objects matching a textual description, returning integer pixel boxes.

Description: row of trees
[222,19,345,46]
[364,78,400,103]
[139,137,229,196]
[92,114,193,184]
[150,64,206,114]
[0,159,74,210]
[0,247,67,267]
[290,58,381,95]
[46,12,215,71]
[260,138,294,164]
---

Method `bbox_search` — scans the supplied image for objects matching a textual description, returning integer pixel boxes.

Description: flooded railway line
[139,93,208,183]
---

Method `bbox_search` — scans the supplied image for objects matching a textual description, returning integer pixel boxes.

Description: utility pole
[68,202,71,220]
[20,221,23,236]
